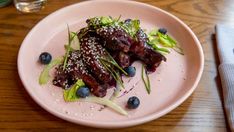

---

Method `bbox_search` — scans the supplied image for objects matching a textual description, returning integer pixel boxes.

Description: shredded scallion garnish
[99,58,128,76]
[110,84,121,101]
[63,25,79,70]
[63,25,72,70]
[105,51,128,75]
[147,29,184,55]
[99,58,125,90]
[141,64,151,94]
[82,96,128,115]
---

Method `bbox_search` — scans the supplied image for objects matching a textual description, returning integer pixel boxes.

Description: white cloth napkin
[216,24,234,131]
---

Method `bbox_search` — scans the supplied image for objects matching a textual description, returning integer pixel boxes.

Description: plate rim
[17,0,204,128]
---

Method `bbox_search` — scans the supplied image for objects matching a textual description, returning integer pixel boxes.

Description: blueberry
[124,66,136,77]
[76,86,90,98]
[158,28,167,34]
[39,52,52,64]
[124,19,132,24]
[127,96,140,109]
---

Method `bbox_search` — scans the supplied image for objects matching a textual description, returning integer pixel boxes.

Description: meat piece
[96,26,133,52]
[131,29,166,71]
[96,27,166,72]
[111,51,131,68]
[53,51,107,97]
[80,35,113,84]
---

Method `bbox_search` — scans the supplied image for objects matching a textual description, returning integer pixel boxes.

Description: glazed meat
[96,26,133,53]
[110,51,131,68]
[53,51,107,97]
[53,17,167,97]
[80,35,113,84]
[96,26,166,72]
[131,29,166,71]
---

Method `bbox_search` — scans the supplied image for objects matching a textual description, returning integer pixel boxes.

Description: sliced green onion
[109,66,125,89]
[153,45,170,53]
[141,64,151,94]
[83,96,128,115]
[110,84,121,101]
[147,29,184,55]
[64,84,78,102]
[99,59,125,90]
[148,29,158,36]
[39,57,63,85]
[100,16,113,25]
[173,46,184,55]
[99,58,128,76]
[63,26,80,70]
[63,24,72,70]
[158,37,174,47]
[115,15,121,22]
[167,34,177,45]
[70,32,80,50]
[105,52,128,76]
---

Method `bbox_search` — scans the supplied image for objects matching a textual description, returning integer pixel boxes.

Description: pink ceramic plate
[17,0,204,128]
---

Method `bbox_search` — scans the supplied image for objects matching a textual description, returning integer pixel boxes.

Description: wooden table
[0,0,232,131]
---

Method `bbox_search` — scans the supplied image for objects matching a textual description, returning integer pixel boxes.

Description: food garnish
[141,64,151,94]
[39,57,63,85]
[147,28,184,55]
[63,79,85,101]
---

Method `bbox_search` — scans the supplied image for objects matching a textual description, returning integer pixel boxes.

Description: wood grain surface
[0,0,233,131]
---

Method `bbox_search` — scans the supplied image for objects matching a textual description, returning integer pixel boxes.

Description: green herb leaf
[83,96,128,115]
[148,29,158,36]
[141,64,151,94]
[100,16,113,25]
[121,19,140,38]
[87,16,114,29]
[63,79,85,102]
[39,57,63,85]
